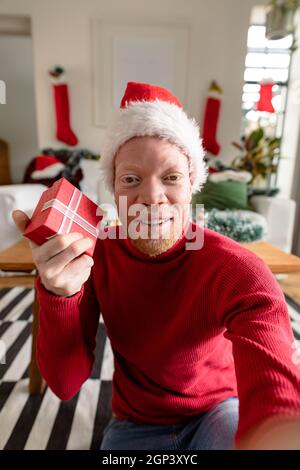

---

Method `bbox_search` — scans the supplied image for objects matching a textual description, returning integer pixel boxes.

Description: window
[241,24,293,138]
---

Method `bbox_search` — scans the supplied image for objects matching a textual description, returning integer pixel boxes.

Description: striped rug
[0,287,114,450]
[0,287,299,450]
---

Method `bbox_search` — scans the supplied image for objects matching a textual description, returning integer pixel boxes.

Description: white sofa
[0,184,47,251]
[250,195,296,253]
[0,180,296,254]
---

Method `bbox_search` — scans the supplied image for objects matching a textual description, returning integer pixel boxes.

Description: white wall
[291,138,300,255]
[0,0,262,201]
[0,35,38,182]
[290,14,300,255]
[277,10,300,199]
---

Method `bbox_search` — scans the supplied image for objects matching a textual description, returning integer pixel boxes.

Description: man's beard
[129,215,185,257]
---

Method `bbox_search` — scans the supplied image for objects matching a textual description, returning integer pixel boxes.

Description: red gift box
[23,177,103,256]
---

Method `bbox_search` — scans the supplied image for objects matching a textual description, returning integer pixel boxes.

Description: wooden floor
[277,271,300,305]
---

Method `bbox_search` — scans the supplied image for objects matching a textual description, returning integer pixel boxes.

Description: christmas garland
[205,209,264,242]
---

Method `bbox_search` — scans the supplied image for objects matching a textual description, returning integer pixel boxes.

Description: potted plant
[231,127,281,192]
[265,0,300,40]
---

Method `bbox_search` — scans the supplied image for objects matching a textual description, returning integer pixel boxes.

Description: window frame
[241,23,293,141]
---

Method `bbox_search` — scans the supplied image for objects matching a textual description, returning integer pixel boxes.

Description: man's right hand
[12,210,94,297]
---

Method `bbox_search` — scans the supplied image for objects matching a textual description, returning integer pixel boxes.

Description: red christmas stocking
[202,97,221,155]
[53,83,78,146]
[257,82,275,113]
[202,81,222,156]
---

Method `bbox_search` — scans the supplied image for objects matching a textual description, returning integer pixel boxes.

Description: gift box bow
[41,185,99,238]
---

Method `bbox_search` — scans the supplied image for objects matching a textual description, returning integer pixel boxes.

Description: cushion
[192,180,254,211]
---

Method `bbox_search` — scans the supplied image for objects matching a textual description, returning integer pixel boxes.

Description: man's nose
[136,178,168,205]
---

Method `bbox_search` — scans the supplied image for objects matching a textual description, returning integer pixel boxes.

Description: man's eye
[121,175,139,184]
[165,174,181,182]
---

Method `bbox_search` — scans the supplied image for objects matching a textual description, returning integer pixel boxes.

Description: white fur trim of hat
[99,82,208,195]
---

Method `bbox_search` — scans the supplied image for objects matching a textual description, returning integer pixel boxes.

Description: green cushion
[192,180,254,211]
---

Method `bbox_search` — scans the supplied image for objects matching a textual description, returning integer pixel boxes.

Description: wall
[0,0,262,201]
[0,35,38,182]
[284,10,300,254]
[291,13,300,255]
[291,139,300,255]
[277,10,300,200]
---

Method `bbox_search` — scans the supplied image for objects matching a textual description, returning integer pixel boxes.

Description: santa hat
[31,155,65,180]
[99,82,207,194]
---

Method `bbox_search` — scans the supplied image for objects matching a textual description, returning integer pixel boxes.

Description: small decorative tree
[231,127,281,189]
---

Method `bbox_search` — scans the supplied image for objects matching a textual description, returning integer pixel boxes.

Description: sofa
[0,159,296,254]
[249,195,296,254]
[0,184,47,252]
[0,159,116,252]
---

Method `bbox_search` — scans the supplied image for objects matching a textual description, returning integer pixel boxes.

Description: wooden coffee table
[0,238,45,395]
[0,238,300,397]
[241,241,300,274]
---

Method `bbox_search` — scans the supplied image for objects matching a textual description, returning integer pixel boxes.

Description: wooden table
[1,238,300,397]
[241,241,300,274]
[0,238,45,395]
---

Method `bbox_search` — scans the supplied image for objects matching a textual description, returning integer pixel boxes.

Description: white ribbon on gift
[41,187,99,238]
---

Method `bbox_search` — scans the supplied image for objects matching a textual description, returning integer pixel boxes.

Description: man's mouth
[136,217,174,227]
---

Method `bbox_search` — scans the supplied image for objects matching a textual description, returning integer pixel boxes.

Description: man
[13,82,300,450]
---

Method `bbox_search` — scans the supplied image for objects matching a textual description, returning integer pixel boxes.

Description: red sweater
[36,222,300,443]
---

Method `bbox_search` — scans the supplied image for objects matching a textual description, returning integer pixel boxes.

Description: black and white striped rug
[0,287,114,450]
[0,287,299,450]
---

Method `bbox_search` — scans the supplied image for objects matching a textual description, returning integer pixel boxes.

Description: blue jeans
[100,397,239,450]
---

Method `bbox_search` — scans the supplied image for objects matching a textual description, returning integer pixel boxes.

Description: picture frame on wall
[92,20,190,127]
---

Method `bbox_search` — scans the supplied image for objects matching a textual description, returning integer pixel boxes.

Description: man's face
[114,136,193,256]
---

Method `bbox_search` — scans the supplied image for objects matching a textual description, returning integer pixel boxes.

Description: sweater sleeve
[35,269,101,400]
[215,250,300,444]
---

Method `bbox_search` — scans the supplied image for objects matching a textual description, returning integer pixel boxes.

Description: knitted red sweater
[36,222,300,443]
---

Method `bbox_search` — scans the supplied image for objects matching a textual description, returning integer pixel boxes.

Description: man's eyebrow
[115,164,142,172]
[162,165,183,172]
[116,162,185,172]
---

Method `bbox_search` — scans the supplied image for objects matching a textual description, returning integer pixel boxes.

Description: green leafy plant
[231,127,281,186]
[268,0,300,12]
